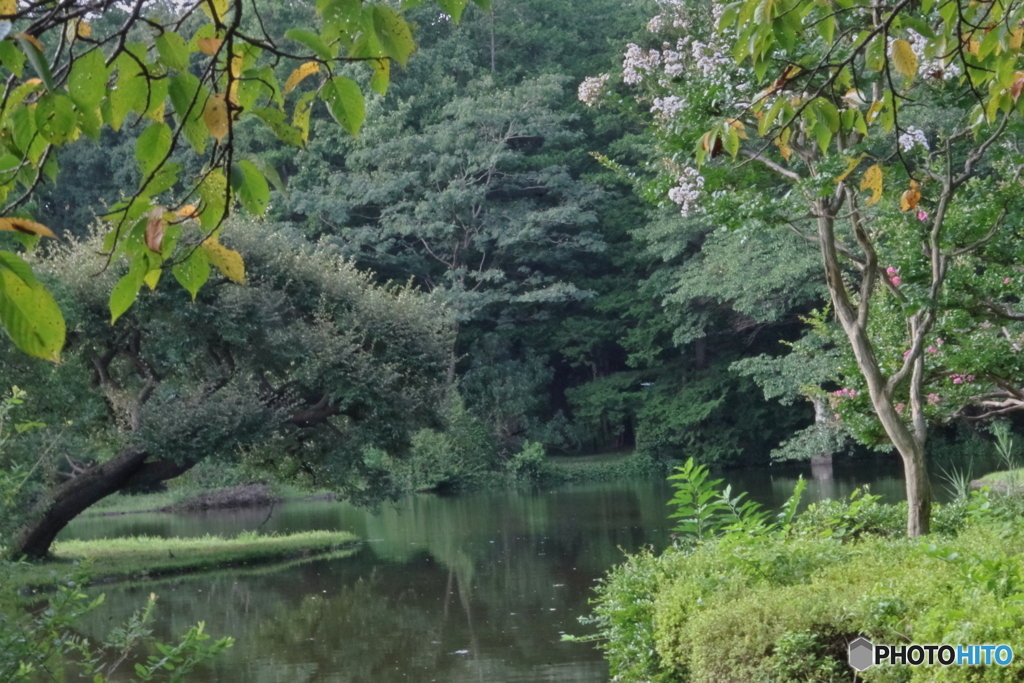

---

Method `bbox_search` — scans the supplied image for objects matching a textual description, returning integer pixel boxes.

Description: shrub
[579,461,1024,683]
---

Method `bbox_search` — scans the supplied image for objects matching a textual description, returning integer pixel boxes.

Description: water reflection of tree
[71,482,676,682]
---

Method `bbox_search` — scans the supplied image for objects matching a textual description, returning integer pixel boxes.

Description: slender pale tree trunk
[816,202,932,536]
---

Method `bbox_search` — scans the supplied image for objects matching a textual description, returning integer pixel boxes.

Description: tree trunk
[10,448,194,559]
[816,205,932,536]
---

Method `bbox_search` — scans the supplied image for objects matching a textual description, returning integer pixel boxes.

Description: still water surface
[59,459,981,683]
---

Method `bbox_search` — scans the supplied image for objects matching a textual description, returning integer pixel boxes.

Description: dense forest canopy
[7,0,1023,556]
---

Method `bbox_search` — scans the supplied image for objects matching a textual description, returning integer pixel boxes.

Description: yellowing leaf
[197,37,223,56]
[201,235,245,283]
[1011,29,1024,50]
[284,62,321,95]
[962,34,980,56]
[1011,71,1024,101]
[0,217,55,237]
[77,20,90,38]
[143,268,161,290]
[0,0,15,16]
[203,93,229,142]
[890,39,918,79]
[144,207,166,253]
[775,128,792,162]
[15,33,42,53]
[865,100,884,124]
[148,101,165,123]
[726,118,748,139]
[860,164,883,205]
[230,50,244,78]
[201,0,229,22]
[176,204,198,219]
[835,154,865,183]
[900,180,921,211]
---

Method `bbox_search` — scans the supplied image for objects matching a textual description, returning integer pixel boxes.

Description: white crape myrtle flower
[901,31,961,80]
[651,95,686,120]
[623,43,661,84]
[668,166,704,216]
[662,43,684,77]
[647,14,665,32]
[578,74,610,106]
[898,126,929,153]
[690,39,732,79]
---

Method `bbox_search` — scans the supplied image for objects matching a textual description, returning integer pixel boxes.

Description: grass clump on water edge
[11,530,359,587]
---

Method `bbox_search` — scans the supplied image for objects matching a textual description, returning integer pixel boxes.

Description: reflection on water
[60,456,997,683]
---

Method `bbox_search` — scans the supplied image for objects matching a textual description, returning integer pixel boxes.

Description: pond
[59,457,988,682]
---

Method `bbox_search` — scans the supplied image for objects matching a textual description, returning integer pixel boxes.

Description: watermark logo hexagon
[849,637,875,672]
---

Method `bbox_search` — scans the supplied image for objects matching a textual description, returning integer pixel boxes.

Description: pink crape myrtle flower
[917,210,928,221]
[896,403,905,414]
[927,393,941,405]
[1006,278,1013,285]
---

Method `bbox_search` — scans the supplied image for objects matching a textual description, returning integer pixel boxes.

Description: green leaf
[321,76,365,136]
[108,53,150,131]
[865,35,884,71]
[319,0,361,41]
[814,121,832,154]
[144,162,182,197]
[818,15,834,44]
[231,160,270,216]
[196,169,228,230]
[77,105,102,139]
[0,258,65,361]
[438,0,469,22]
[816,99,840,132]
[135,122,172,177]
[293,90,316,143]
[0,39,24,77]
[68,49,109,110]
[252,107,304,147]
[0,249,36,285]
[168,73,209,153]
[255,66,284,108]
[373,6,415,66]
[350,9,385,59]
[244,154,286,196]
[172,246,210,300]
[469,0,490,9]
[155,31,190,71]
[15,34,54,91]
[284,29,336,61]
[34,93,78,144]
[370,58,389,96]
[760,95,786,136]
[109,253,148,324]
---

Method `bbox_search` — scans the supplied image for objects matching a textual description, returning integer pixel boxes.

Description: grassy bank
[11,530,359,587]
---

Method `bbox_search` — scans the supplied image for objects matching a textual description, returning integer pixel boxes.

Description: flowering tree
[582,0,1024,535]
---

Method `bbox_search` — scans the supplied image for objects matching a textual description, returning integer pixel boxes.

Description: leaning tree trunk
[10,447,194,559]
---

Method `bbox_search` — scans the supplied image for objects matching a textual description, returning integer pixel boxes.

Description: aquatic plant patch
[11,530,360,587]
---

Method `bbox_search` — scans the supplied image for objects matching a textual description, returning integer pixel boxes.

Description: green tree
[1,220,452,559]
[586,0,1024,535]
[0,0,484,361]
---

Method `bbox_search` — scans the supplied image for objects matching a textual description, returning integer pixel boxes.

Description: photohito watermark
[848,637,1014,671]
